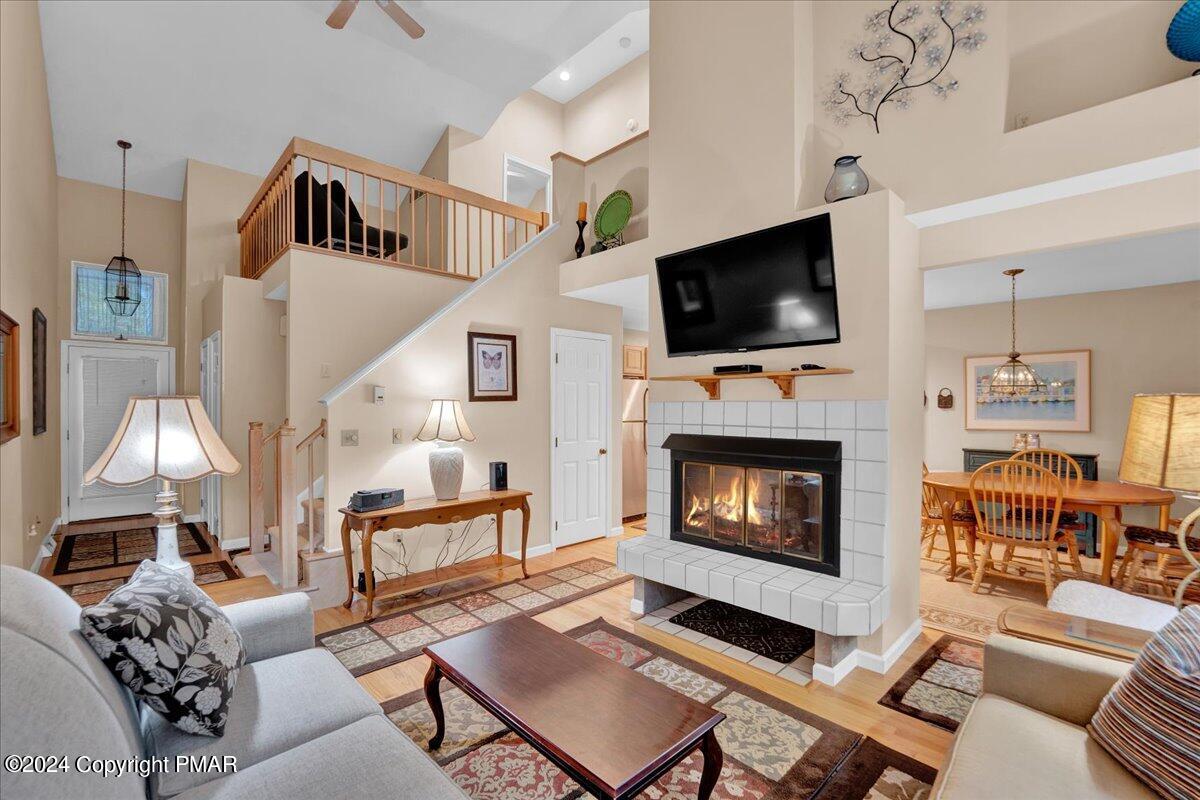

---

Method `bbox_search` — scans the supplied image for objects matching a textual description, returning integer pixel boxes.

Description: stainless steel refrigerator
[621,378,648,519]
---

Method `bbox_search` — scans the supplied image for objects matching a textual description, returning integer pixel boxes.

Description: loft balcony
[237,138,550,281]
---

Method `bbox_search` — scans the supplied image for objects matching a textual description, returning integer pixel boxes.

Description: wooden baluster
[424,192,430,268]
[478,206,483,277]
[361,171,367,257]
[306,157,313,246]
[451,199,457,274]
[393,182,401,262]
[306,437,316,555]
[440,195,446,271]
[248,422,265,554]
[344,168,350,254]
[410,185,416,266]
[378,175,384,262]
[277,420,298,588]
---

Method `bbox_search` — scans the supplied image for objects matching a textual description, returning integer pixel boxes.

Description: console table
[339,489,531,621]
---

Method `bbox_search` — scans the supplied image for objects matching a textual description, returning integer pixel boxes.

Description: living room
[2,2,1198,799]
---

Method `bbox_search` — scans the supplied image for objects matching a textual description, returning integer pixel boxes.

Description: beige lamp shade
[413,399,476,443]
[84,396,241,486]
[1118,393,1200,492]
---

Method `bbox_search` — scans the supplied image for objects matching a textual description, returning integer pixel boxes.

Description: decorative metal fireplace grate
[666,433,841,576]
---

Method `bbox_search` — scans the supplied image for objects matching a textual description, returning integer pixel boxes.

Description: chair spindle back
[969,460,1063,543]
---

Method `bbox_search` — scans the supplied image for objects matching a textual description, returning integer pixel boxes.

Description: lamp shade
[84,396,241,486]
[1118,393,1200,492]
[414,399,476,443]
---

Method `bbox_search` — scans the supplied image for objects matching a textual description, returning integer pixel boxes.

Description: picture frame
[964,349,1091,432]
[33,308,46,435]
[468,331,517,402]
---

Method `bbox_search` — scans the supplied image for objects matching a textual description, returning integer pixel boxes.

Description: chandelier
[105,140,141,317]
[988,269,1045,397]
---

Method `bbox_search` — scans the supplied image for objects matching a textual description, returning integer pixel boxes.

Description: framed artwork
[468,332,517,402]
[32,308,46,435]
[964,350,1091,432]
[0,310,18,444]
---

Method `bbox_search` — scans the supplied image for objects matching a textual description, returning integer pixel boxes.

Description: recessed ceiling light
[559,70,571,81]
[619,36,631,48]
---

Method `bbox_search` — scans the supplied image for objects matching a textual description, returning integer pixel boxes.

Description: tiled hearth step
[637,596,814,687]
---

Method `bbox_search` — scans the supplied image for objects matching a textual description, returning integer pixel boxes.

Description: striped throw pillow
[1088,605,1200,800]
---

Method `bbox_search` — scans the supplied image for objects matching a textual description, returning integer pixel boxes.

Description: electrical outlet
[392,428,404,444]
[341,429,359,447]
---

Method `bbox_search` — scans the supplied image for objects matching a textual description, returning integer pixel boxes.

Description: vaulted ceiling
[39,0,645,199]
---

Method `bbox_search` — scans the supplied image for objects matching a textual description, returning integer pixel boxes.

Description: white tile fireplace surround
[617,399,892,685]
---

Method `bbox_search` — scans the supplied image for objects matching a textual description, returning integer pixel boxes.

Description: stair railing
[296,419,327,555]
[247,419,298,587]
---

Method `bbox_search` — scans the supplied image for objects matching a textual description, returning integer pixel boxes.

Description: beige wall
[563,53,650,160]
[578,134,650,252]
[0,0,60,567]
[447,91,564,202]
[925,281,1200,524]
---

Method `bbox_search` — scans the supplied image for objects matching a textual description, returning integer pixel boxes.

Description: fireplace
[666,433,841,576]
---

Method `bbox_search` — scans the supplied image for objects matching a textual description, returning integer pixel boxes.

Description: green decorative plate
[594,190,633,240]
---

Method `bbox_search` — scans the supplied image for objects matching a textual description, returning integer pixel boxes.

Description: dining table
[922,471,1176,586]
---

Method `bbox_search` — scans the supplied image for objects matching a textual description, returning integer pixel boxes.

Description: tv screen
[656,213,840,358]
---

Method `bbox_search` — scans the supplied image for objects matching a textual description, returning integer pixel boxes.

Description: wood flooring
[315,530,956,771]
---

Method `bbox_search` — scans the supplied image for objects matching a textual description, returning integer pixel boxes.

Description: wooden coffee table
[423,615,726,799]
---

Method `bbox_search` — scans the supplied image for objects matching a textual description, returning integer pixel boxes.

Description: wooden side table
[339,489,532,621]
[997,604,1152,662]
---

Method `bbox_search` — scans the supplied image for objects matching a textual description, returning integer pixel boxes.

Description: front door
[63,342,174,522]
[552,329,611,547]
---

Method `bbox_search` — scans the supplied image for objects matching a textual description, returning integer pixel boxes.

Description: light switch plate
[341,429,359,447]
[320,363,331,378]
[392,428,404,444]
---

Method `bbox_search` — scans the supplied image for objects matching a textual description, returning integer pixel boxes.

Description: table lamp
[1118,393,1200,607]
[414,399,476,500]
[84,396,241,581]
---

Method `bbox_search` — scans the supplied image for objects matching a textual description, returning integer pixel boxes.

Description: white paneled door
[63,342,174,522]
[199,332,222,540]
[551,329,611,547]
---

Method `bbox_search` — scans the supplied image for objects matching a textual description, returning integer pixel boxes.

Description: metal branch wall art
[823,0,987,133]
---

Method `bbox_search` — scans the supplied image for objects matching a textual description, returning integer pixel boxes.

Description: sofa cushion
[173,715,468,800]
[1088,606,1200,800]
[934,694,1155,799]
[144,647,381,798]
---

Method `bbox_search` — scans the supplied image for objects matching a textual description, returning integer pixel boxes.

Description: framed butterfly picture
[468,331,518,402]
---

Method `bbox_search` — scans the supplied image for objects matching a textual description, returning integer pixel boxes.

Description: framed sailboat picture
[964,350,1091,432]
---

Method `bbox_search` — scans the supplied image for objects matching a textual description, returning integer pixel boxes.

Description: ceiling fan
[326,1,425,39]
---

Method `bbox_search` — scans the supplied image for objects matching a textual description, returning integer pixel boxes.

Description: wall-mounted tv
[656,213,840,358]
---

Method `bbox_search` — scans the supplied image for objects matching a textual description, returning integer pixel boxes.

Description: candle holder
[575,219,587,259]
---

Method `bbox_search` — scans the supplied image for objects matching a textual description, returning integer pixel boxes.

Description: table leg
[423,661,445,750]
[340,517,355,609]
[934,488,958,582]
[495,511,504,564]
[697,728,723,800]
[520,498,531,578]
[362,520,377,621]
[1098,505,1122,586]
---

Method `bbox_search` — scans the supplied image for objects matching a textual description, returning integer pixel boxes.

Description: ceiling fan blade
[326,0,359,29]
[377,0,425,39]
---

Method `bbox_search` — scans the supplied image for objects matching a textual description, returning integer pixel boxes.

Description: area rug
[879,634,984,732]
[319,558,632,676]
[55,523,210,575]
[919,602,995,640]
[383,618,935,800]
[669,598,816,663]
[67,561,239,606]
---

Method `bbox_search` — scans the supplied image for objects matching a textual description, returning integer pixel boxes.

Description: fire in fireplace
[667,434,841,576]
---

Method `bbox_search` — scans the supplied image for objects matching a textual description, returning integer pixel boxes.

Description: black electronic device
[800,363,825,371]
[348,488,404,513]
[657,213,839,357]
[712,364,763,375]
[489,462,508,491]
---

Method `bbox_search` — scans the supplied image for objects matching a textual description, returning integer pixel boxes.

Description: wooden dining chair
[921,463,976,566]
[1009,448,1088,571]
[968,460,1082,599]
[1115,516,1200,599]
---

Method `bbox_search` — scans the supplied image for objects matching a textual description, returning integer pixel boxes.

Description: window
[72,262,168,343]
[0,310,18,444]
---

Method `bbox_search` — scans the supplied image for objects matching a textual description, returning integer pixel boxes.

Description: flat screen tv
[656,213,840,358]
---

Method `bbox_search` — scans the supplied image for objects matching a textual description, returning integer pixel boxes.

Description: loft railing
[237,138,550,281]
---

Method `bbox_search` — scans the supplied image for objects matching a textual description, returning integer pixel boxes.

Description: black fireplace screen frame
[665,433,841,577]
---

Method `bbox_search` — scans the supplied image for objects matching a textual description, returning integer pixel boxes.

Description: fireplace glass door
[682,462,713,538]
[711,465,745,544]
[745,468,782,552]
[782,471,823,561]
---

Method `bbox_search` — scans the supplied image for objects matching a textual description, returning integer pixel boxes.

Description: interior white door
[199,332,222,540]
[64,342,174,522]
[552,330,610,547]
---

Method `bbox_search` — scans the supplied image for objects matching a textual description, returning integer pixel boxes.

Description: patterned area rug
[919,602,996,640]
[669,599,816,663]
[879,635,984,732]
[55,523,210,574]
[384,618,938,799]
[319,559,632,676]
[68,561,238,606]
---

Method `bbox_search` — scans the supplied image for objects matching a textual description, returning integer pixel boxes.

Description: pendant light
[105,140,142,317]
[988,268,1045,397]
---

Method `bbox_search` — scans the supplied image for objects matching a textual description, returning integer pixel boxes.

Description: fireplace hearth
[666,433,841,576]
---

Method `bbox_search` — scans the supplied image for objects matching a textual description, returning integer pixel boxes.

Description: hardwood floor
[316,529,955,770]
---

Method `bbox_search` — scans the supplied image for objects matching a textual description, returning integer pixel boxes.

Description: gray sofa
[0,565,467,800]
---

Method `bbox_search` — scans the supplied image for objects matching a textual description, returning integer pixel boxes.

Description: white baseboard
[858,618,924,675]
[183,514,204,524]
[630,598,645,614]
[812,651,859,686]
[506,542,554,560]
[221,537,249,551]
[28,517,61,573]
[608,525,625,537]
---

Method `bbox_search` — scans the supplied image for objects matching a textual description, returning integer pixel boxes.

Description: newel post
[248,422,265,554]
[276,419,299,588]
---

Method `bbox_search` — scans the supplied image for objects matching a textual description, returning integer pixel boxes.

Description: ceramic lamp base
[153,479,194,581]
[429,445,465,500]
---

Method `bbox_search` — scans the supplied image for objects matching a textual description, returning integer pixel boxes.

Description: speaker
[489,461,508,490]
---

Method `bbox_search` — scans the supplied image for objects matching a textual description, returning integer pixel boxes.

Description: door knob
[599,448,608,455]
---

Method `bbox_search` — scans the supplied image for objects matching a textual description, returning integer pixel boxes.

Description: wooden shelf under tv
[649,368,854,400]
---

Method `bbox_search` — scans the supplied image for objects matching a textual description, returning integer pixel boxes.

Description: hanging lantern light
[988,268,1046,397]
[105,140,141,317]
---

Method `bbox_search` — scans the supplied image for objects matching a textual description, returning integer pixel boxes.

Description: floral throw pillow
[79,560,245,737]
